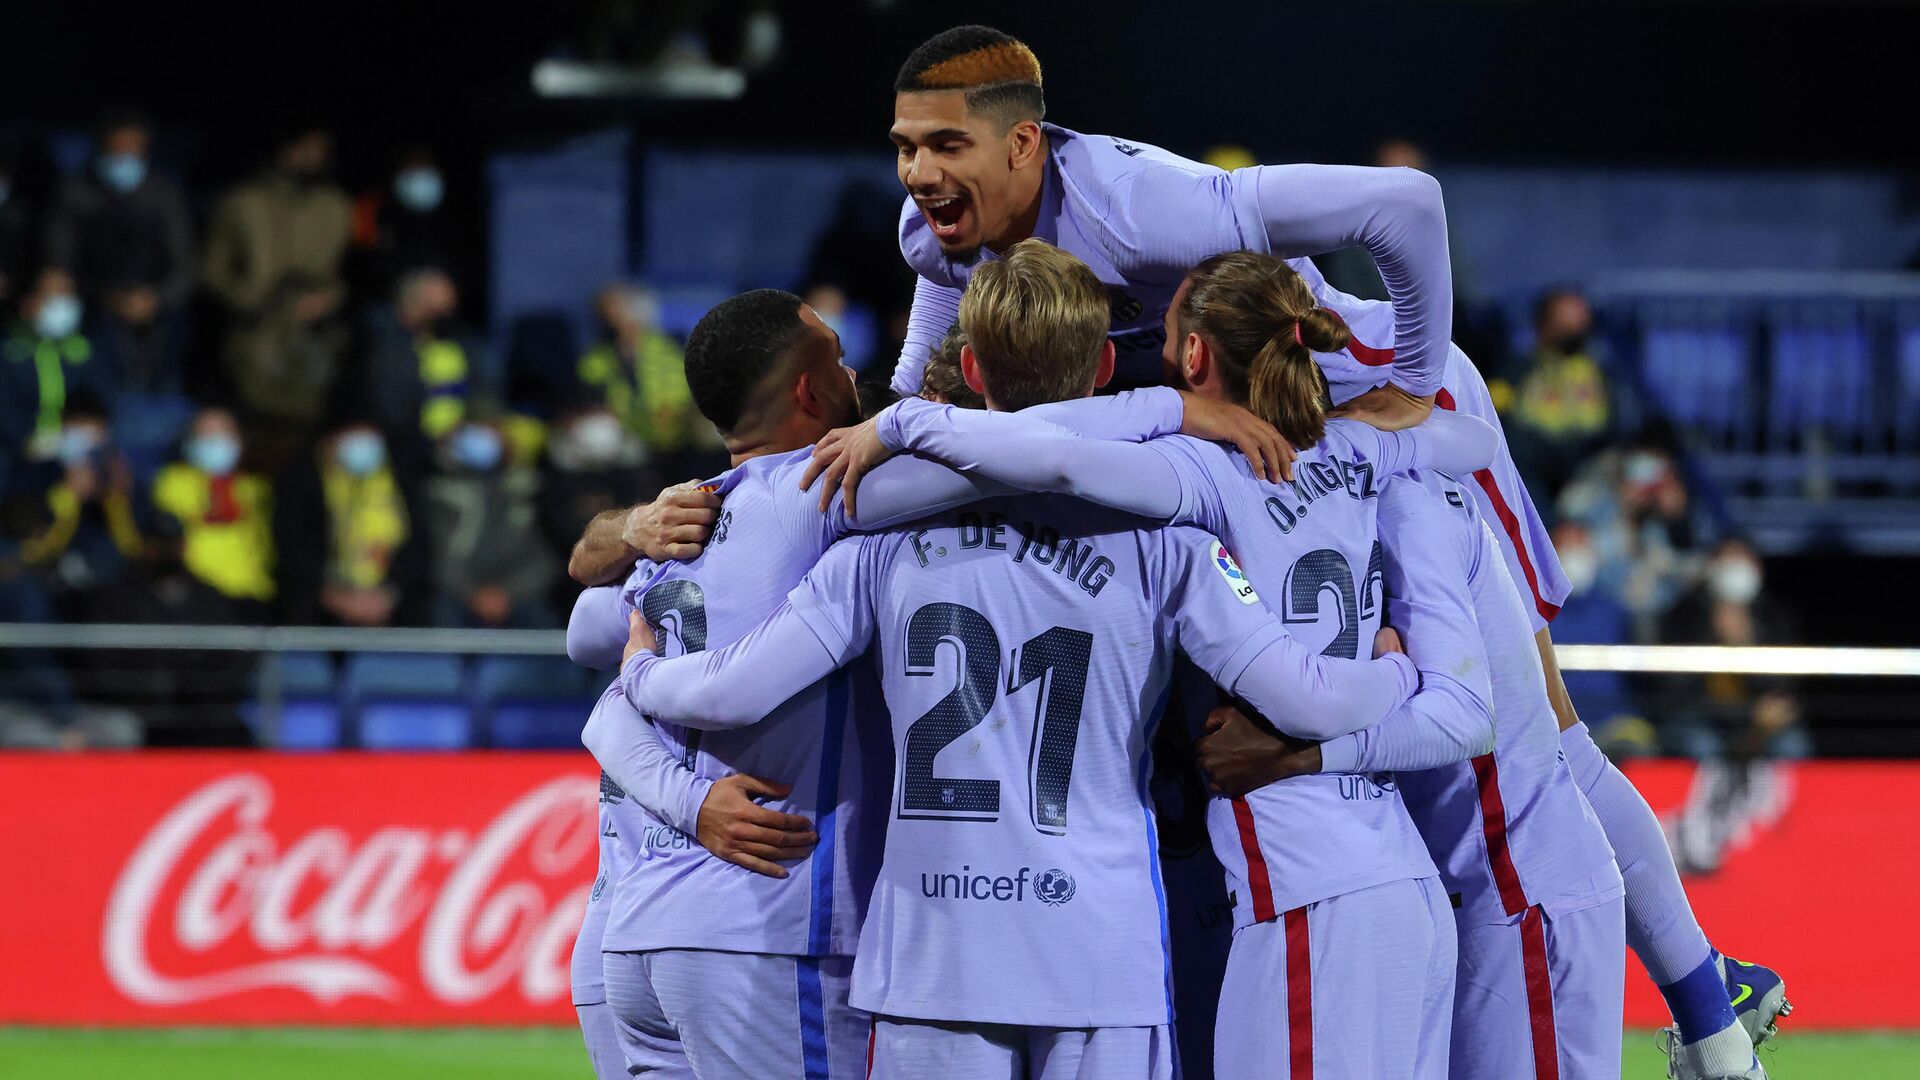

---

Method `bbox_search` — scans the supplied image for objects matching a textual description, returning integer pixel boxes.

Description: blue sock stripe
[807,671,848,957]
[1662,950,1740,1044]
[794,956,831,1080]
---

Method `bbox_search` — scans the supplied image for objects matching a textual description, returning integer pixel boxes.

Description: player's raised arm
[1318,480,1496,774]
[890,276,964,397]
[1223,163,1452,397]
[616,537,878,731]
[1163,527,1419,742]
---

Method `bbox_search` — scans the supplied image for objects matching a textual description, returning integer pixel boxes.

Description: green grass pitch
[1,1027,1917,1079]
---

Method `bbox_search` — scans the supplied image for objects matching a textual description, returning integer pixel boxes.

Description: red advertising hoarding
[0,754,1911,1027]
[0,754,596,1024]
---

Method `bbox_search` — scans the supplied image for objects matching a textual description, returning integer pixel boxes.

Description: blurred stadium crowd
[0,116,1819,766]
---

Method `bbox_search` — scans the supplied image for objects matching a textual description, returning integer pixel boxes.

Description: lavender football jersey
[1374,472,1624,926]
[1135,429,1446,928]
[583,393,1192,959]
[895,123,1454,396]
[776,499,1410,1028]
[1319,295,1571,632]
[592,450,889,959]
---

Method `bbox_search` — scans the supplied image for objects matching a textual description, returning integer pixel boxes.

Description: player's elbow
[1386,166,1444,217]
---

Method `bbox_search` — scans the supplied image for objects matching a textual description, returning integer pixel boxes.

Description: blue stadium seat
[1895,314,1920,455]
[342,653,469,703]
[473,655,587,705]
[359,702,474,750]
[1768,307,1872,446]
[245,700,345,750]
[489,703,590,749]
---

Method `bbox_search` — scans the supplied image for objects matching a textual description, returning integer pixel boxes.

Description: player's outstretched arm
[1165,528,1419,742]
[618,604,845,731]
[871,397,1188,520]
[1319,483,1496,774]
[1344,410,1500,480]
[1227,163,1452,397]
[618,539,877,731]
[581,687,715,841]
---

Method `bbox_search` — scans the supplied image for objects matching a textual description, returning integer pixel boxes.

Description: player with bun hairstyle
[875,27,1786,1074]
[820,246,1507,1078]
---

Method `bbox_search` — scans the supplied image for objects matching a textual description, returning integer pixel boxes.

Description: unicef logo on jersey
[1034,868,1077,906]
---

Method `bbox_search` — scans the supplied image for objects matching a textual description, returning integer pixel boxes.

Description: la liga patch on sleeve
[1210,539,1260,605]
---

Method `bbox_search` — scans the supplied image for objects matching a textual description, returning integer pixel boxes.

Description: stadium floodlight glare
[531,59,746,101]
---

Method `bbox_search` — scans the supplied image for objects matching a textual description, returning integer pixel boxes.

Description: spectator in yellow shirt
[151,406,275,612]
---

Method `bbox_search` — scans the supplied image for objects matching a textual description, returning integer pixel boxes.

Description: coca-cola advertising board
[0,754,1913,1027]
[0,753,596,1024]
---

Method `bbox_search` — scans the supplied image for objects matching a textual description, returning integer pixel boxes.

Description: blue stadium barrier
[473,655,587,704]
[342,653,469,704]
[489,703,591,749]
[359,702,474,750]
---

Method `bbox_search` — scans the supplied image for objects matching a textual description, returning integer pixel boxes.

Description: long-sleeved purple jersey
[874,397,1503,928]
[1346,471,1624,927]
[1318,295,1572,632]
[616,499,1418,1028]
[894,123,1452,396]
[574,392,1194,962]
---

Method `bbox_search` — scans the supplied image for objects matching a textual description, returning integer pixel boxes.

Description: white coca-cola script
[103,772,596,1007]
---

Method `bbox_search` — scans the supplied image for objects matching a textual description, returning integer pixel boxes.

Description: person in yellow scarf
[273,414,427,626]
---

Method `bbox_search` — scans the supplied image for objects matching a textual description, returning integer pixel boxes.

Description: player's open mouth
[920,194,968,238]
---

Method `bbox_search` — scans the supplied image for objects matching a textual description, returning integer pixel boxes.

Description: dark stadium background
[1,2,1916,1076]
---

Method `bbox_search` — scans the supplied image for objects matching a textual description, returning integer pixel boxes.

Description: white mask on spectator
[569,414,626,463]
[1560,546,1598,596]
[1708,558,1762,605]
[36,294,83,340]
[336,431,387,476]
[187,433,241,476]
[394,167,444,213]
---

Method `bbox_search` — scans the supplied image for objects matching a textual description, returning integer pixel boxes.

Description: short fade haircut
[958,239,1107,411]
[684,289,809,432]
[895,25,1045,131]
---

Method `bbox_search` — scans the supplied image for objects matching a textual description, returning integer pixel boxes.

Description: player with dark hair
[569,286,1301,1079]
[610,239,1456,1079]
[874,26,1785,1077]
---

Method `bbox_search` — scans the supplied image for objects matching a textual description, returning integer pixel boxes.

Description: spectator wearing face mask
[1558,438,1712,638]
[16,393,146,615]
[358,267,491,490]
[2,268,113,491]
[202,123,353,455]
[350,145,468,301]
[1500,288,1620,501]
[150,406,275,613]
[43,111,195,394]
[1657,538,1810,761]
[427,412,557,629]
[538,404,669,597]
[273,414,426,627]
[573,283,714,477]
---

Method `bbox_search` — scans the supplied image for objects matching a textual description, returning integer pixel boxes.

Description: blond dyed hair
[959,239,1109,411]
